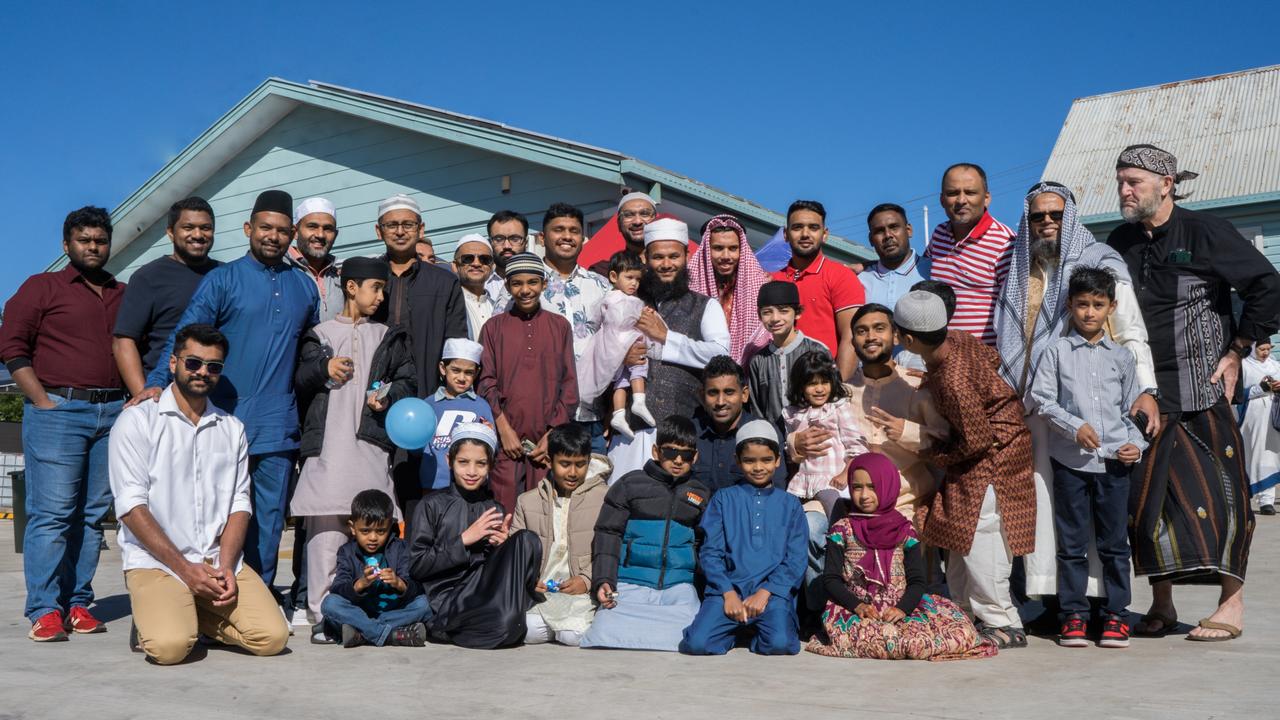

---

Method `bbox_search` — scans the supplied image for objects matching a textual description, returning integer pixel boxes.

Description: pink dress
[577,290,645,403]
[783,397,867,500]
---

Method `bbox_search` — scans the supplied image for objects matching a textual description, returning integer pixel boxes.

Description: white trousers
[305,514,351,625]
[524,612,583,647]
[607,428,655,481]
[946,485,1022,629]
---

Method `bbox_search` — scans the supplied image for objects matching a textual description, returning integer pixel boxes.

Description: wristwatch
[1141,387,1161,400]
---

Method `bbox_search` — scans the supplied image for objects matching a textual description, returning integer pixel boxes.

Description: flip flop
[1186,619,1242,642]
[1133,611,1177,638]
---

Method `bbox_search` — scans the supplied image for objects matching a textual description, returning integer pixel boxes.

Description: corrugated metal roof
[1042,64,1280,220]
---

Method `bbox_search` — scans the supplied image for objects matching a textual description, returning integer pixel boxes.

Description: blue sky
[1,1,1276,298]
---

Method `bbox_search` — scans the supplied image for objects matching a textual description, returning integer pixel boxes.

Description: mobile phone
[521,439,537,455]
[1133,410,1153,440]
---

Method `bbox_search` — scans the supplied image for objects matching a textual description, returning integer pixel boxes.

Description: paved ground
[0,518,1271,720]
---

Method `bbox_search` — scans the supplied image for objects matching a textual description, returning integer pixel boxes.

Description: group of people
[4,142,1278,665]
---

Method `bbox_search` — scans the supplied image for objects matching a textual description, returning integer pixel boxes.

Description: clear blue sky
[1,1,1276,299]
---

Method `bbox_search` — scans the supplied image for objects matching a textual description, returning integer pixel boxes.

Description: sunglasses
[457,254,494,266]
[179,356,224,375]
[1028,210,1064,223]
[658,446,696,462]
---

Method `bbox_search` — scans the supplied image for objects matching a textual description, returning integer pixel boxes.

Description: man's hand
[854,602,880,620]
[879,606,905,623]
[596,582,618,609]
[1130,392,1161,436]
[623,339,648,369]
[1117,443,1142,465]
[743,589,771,619]
[557,576,589,595]
[327,357,354,387]
[1211,352,1243,403]
[866,407,906,443]
[1075,423,1100,450]
[495,415,524,461]
[180,561,228,602]
[528,431,550,467]
[635,307,669,345]
[124,387,163,408]
[722,591,748,623]
[212,565,239,607]
[792,426,833,461]
[461,508,504,546]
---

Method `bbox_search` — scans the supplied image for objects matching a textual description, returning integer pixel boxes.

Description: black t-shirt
[113,256,221,374]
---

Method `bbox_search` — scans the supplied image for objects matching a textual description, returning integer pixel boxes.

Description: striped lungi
[1130,398,1254,583]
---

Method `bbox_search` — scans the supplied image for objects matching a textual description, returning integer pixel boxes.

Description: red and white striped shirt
[924,211,1014,346]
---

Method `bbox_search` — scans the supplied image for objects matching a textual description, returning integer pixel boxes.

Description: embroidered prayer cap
[449,422,498,453]
[339,257,389,283]
[442,338,483,365]
[757,280,801,309]
[643,217,689,247]
[251,190,293,219]
[503,252,546,279]
[293,197,336,225]
[1116,144,1199,184]
[378,193,421,219]
[454,233,492,255]
[735,419,779,449]
[893,290,948,333]
[618,191,658,212]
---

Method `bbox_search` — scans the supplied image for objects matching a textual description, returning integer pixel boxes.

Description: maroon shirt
[0,265,125,389]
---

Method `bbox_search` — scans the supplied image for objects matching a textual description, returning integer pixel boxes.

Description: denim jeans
[22,396,122,622]
[804,510,829,611]
[1051,459,1132,619]
[242,452,295,595]
[320,593,431,646]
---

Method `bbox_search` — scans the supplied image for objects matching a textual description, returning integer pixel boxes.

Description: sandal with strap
[1186,619,1242,642]
[1133,611,1178,638]
[979,625,1028,649]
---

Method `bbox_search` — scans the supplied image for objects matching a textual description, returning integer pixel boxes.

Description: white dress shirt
[109,385,252,581]
[650,298,732,366]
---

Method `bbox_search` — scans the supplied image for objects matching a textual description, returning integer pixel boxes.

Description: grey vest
[633,291,710,427]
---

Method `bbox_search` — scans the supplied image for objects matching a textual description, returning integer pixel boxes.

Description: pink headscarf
[688,215,771,364]
[846,453,916,588]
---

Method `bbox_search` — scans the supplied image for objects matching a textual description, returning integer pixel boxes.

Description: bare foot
[1187,577,1244,640]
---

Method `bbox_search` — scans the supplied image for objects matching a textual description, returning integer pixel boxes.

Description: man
[139,190,320,597]
[1107,144,1280,641]
[691,355,787,492]
[772,200,864,378]
[688,215,771,364]
[588,192,657,277]
[415,238,436,264]
[110,324,289,664]
[925,163,1016,346]
[0,206,128,641]
[993,181,1159,601]
[484,210,529,299]
[285,197,343,323]
[608,218,731,475]
[859,203,931,308]
[452,233,499,340]
[114,197,221,392]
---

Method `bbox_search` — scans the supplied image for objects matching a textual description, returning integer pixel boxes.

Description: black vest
[632,291,710,427]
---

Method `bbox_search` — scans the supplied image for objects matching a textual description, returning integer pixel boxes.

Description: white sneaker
[280,605,296,636]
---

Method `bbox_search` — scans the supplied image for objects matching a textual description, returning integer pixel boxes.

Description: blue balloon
[385,397,437,450]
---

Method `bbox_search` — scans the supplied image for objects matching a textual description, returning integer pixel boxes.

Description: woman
[1240,342,1280,514]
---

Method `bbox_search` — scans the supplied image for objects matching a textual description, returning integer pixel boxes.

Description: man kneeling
[110,324,288,664]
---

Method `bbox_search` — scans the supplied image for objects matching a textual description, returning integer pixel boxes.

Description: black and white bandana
[1116,144,1200,183]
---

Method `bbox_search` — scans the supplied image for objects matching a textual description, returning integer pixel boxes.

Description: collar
[1065,328,1114,350]
[432,386,478,401]
[785,251,827,280]
[510,304,542,321]
[643,459,683,486]
[694,407,751,439]
[56,264,116,287]
[333,314,367,326]
[952,211,996,246]
[157,384,222,428]
[286,247,337,277]
[380,253,420,278]
[871,250,919,277]
[243,251,289,272]
[777,331,813,357]
[850,362,900,387]
[746,483,777,496]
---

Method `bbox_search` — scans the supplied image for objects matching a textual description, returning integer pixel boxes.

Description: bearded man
[687,214,771,364]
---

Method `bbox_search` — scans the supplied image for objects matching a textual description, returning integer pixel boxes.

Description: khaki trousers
[126,565,289,665]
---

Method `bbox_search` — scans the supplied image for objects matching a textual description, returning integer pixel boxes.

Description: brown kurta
[922,331,1036,555]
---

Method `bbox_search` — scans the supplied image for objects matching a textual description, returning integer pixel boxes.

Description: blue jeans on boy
[321,593,431,646]
[21,397,122,623]
[1051,459,1132,619]
[242,452,295,596]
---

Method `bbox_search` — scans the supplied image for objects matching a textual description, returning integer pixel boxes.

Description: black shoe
[388,622,428,647]
[129,622,143,653]
[341,624,366,648]
[1260,504,1276,516]
[310,627,337,645]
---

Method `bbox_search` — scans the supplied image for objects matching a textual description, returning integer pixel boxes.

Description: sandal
[1133,611,1178,638]
[1186,619,1242,642]
[979,625,1028,649]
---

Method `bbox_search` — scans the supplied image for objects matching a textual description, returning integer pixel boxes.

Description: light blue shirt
[420,387,494,489]
[858,250,931,309]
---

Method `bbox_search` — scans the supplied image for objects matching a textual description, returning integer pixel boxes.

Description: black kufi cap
[757,280,800,309]
[340,257,389,282]
[252,189,294,219]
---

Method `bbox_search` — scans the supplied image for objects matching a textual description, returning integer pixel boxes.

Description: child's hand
[461,508,504,546]
[378,568,407,593]
[557,576,588,595]
[722,591,747,623]
[366,392,387,412]
[354,565,377,593]
[1117,443,1142,465]
[1075,423,1100,450]
[854,603,880,620]
[327,356,354,386]
[829,472,848,490]
[879,606,906,623]
[596,582,618,609]
[487,513,513,546]
[743,589,771,619]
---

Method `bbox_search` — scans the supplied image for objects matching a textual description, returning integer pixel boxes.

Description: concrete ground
[0,519,1270,720]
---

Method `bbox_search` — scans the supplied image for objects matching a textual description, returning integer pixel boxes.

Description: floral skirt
[805,593,996,661]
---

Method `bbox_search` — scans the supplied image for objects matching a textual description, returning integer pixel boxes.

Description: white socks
[632,393,656,426]
[610,409,635,439]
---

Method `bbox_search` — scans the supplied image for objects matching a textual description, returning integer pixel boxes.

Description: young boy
[1030,267,1145,649]
[680,420,807,655]
[580,416,711,651]
[293,257,416,641]
[605,250,656,438]
[478,252,579,511]
[513,423,614,646]
[320,489,430,647]
[421,338,495,490]
[748,280,831,428]
[893,289,1037,650]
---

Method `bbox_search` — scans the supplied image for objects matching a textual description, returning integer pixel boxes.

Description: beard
[855,344,893,366]
[640,267,691,304]
[1121,191,1162,222]
[1029,234,1059,271]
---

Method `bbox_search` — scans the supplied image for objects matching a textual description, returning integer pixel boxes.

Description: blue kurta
[699,483,808,597]
[145,253,319,454]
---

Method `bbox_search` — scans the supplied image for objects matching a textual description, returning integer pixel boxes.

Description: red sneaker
[1058,615,1089,648]
[29,611,69,642]
[1099,617,1131,648]
[65,606,107,634]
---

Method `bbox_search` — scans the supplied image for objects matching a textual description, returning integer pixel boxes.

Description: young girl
[406,423,543,649]
[577,251,656,439]
[806,452,994,661]
[783,351,867,503]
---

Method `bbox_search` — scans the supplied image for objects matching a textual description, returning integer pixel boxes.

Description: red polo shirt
[0,265,125,389]
[772,251,864,354]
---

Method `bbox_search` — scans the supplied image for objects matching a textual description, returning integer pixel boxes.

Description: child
[782,351,868,504]
[577,250,656,439]
[1030,267,1146,649]
[293,257,416,642]
[478,252,579,512]
[893,289,1037,650]
[320,489,431,647]
[806,453,994,660]
[421,338,495,490]
[680,420,807,655]
[513,423,614,646]
[407,423,543,649]
[748,280,831,428]
[580,416,711,651]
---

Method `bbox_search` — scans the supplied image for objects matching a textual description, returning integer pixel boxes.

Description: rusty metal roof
[1042,64,1280,221]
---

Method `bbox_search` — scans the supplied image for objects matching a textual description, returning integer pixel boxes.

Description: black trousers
[1052,459,1132,618]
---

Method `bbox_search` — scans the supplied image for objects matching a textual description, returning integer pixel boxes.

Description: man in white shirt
[109,323,289,664]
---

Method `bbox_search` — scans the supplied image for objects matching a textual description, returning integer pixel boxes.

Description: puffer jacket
[512,454,612,585]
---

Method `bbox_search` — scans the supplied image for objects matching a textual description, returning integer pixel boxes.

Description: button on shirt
[1029,330,1148,472]
[109,385,252,581]
[697,483,808,597]
[858,250,932,309]
[461,286,498,341]
[772,252,864,355]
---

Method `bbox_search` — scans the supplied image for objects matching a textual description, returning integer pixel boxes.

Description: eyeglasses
[179,356,224,375]
[658,446,696,462]
[1028,211,1064,223]
[620,209,656,220]
[380,221,421,232]
[457,254,493,266]
[489,234,525,245]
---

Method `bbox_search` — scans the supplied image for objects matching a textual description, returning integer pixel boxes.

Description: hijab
[845,452,916,588]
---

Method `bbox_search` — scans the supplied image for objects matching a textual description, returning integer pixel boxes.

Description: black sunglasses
[1028,210,1064,223]
[659,446,696,462]
[180,356,224,375]
[457,253,494,266]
